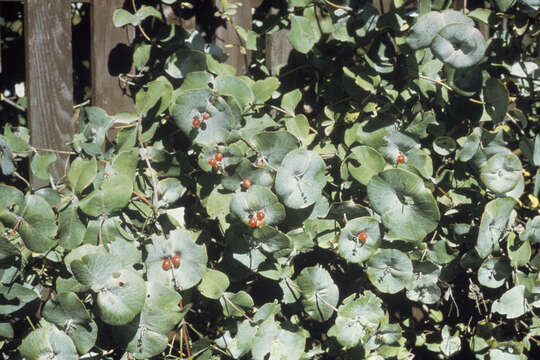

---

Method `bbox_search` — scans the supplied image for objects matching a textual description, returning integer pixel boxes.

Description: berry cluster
[208,152,223,170]
[248,211,265,228]
[192,112,211,128]
[162,254,181,271]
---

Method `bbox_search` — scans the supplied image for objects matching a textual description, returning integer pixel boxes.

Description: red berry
[256,159,264,168]
[396,153,406,164]
[171,254,181,267]
[162,258,171,271]
[192,117,201,128]
[241,178,252,189]
[208,158,217,167]
[248,217,257,228]
[202,112,210,121]
[215,153,224,161]
[256,211,265,221]
[356,231,368,242]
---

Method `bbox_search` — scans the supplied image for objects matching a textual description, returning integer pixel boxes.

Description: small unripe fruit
[248,217,257,228]
[241,178,252,189]
[257,219,263,227]
[171,254,181,267]
[192,117,201,128]
[396,153,406,164]
[256,159,264,168]
[208,158,217,167]
[162,258,171,270]
[202,112,210,121]
[214,161,222,169]
[356,231,368,242]
[215,153,223,161]
[256,211,265,221]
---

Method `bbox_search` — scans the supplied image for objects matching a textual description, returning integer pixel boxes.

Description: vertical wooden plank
[265,6,293,76]
[91,0,135,113]
[215,0,253,75]
[25,0,74,188]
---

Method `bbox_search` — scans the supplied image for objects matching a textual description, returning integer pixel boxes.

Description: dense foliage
[1,0,540,358]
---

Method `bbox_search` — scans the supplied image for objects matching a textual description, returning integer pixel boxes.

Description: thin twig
[0,95,25,112]
[419,74,453,91]
[131,0,154,43]
[316,293,339,312]
[29,147,77,155]
[13,171,31,188]
[323,0,352,11]
[132,190,156,211]
[137,116,160,210]
[223,295,256,324]
[73,99,91,109]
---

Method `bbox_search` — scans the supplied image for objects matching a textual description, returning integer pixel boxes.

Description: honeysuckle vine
[1,0,540,359]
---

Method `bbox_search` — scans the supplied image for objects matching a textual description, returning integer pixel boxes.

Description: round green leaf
[157,178,186,206]
[406,281,441,304]
[198,269,230,299]
[42,292,98,354]
[275,149,326,209]
[30,153,56,180]
[478,257,511,288]
[57,203,85,250]
[332,291,385,349]
[492,285,527,319]
[366,249,413,294]
[221,159,274,192]
[476,197,516,258]
[96,268,146,326]
[18,195,58,253]
[117,281,185,359]
[338,217,381,263]
[251,317,307,360]
[145,229,207,290]
[230,185,285,225]
[367,168,440,241]
[170,89,237,145]
[252,131,300,168]
[407,10,473,50]
[164,49,206,79]
[484,78,509,124]
[295,265,339,322]
[19,326,78,360]
[214,75,254,108]
[431,23,486,69]
[252,226,291,255]
[79,174,133,217]
[344,146,385,185]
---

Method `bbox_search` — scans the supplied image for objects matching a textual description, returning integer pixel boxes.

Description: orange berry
[171,254,181,267]
[162,258,171,270]
[241,178,252,189]
[356,231,368,242]
[256,159,264,168]
[248,217,257,228]
[256,211,265,221]
[192,117,201,128]
[202,112,210,121]
[396,153,407,164]
[208,158,217,167]
[215,153,224,161]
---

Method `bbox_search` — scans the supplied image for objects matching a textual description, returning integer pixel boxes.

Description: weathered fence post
[91,0,135,114]
[24,0,74,188]
[215,0,256,74]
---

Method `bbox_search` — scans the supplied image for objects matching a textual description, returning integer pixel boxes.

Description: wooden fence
[0,0,394,187]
